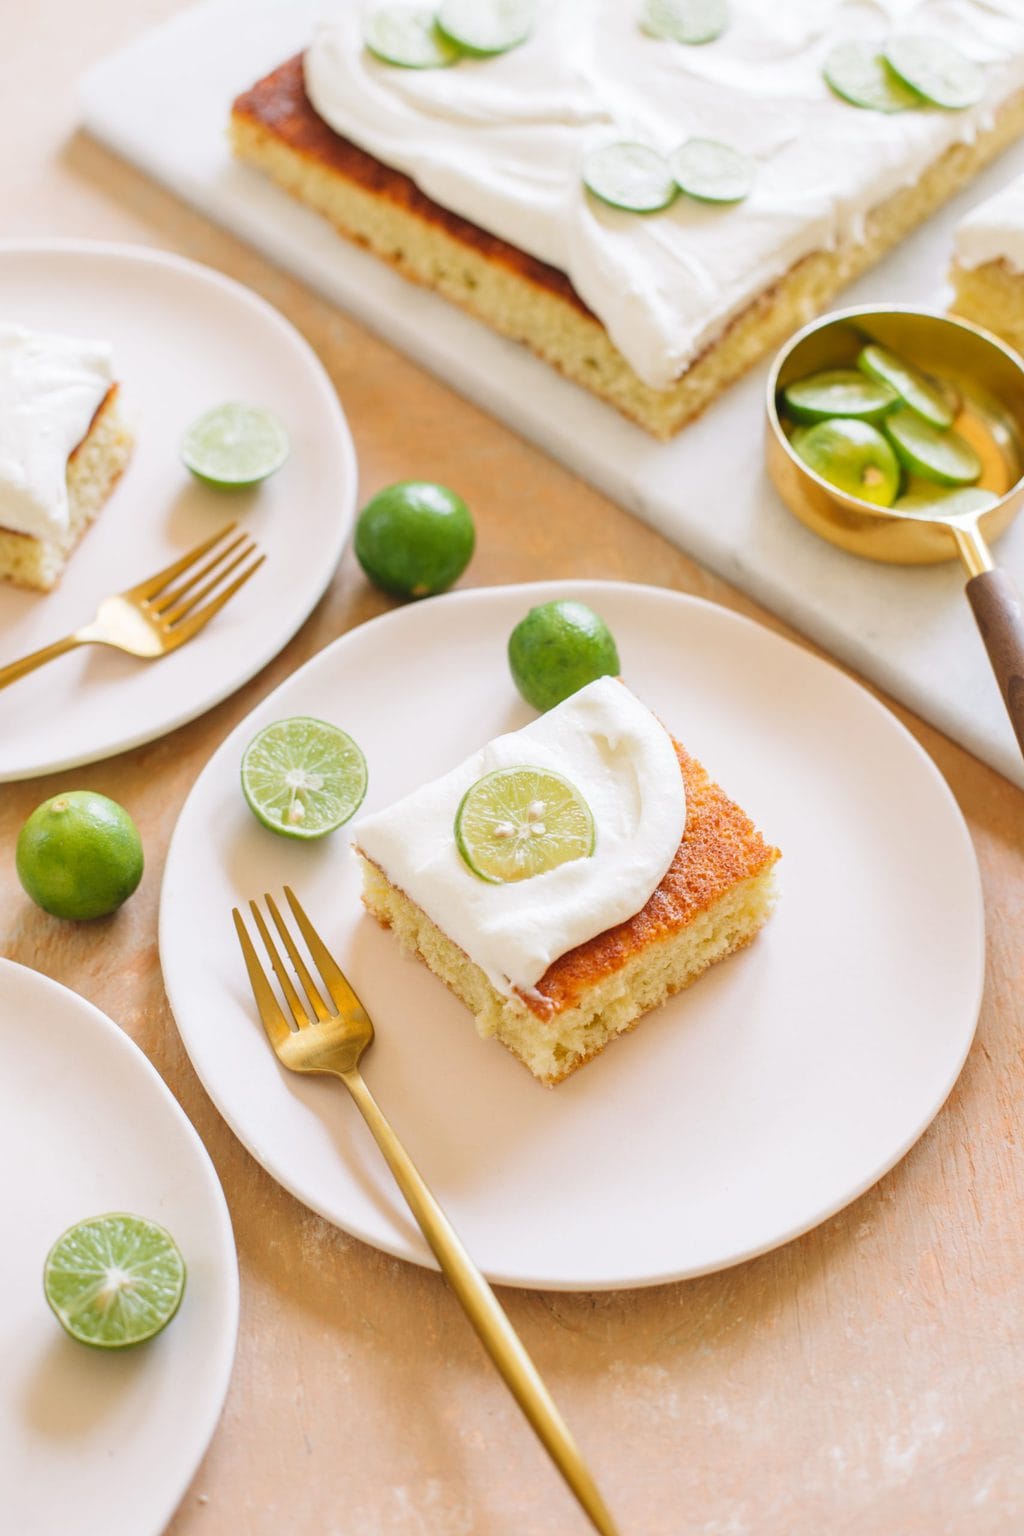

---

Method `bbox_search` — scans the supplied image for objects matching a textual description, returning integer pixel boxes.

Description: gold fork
[0,523,264,689]
[234,887,620,1536]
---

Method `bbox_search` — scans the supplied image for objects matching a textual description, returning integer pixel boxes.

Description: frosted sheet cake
[231,1,1024,437]
[951,172,1024,356]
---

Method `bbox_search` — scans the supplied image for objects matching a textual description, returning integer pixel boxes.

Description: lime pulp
[883,408,982,486]
[792,418,901,507]
[364,5,460,66]
[44,1213,186,1349]
[883,34,984,110]
[639,0,729,46]
[437,0,534,55]
[782,369,898,425]
[16,791,144,921]
[822,41,922,112]
[670,138,753,203]
[455,766,595,884]
[241,717,368,839]
[857,344,955,429]
[182,403,289,489]
[582,142,677,213]
[508,600,620,711]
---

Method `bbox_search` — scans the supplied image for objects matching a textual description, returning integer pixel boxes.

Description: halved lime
[883,408,982,486]
[182,403,289,489]
[582,142,676,213]
[883,35,984,110]
[823,41,922,112]
[793,418,901,506]
[437,0,534,55]
[44,1213,185,1349]
[670,138,753,203]
[364,5,460,66]
[639,0,729,46]
[455,766,595,884]
[782,369,898,424]
[857,344,956,429]
[893,485,999,517]
[241,717,368,839]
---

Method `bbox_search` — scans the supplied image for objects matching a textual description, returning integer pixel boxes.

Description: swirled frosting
[305,0,1024,390]
[354,677,687,995]
[0,324,113,540]
[956,171,1024,272]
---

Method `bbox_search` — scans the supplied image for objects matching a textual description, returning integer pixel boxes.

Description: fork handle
[340,1066,620,1536]
[0,632,86,689]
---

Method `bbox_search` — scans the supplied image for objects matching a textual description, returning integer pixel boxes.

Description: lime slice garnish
[639,0,729,46]
[792,418,901,507]
[455,766,595,884]
[582,142,676,213]
[241,717,368,839]
[364,5,460,67]
[893,486,999,517]
[857,344,956,429]
[670,138,754,203]
[437,0,534,55]
[782,369,898,425]
[182,402,289,489]
[883,35,984,110]
[823,41,922,112]
[44,1213,186,1350]
[883,409,982,486]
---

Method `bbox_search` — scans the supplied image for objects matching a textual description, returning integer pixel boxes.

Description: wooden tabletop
[5,6,1024,1533]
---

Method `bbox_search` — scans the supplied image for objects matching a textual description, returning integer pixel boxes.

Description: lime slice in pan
[437,0,534,55]
[883,34,984,110]
[364,6,461,67]
[241,717,368,839]
[884,409,983,486]
[782,369,898,425]
[823,41,922,112]
[639,0,729,46]
[670,138,754,203]
[181,403,289,489]
[793,418,901,507]
[456,766,595,884]
[582,142,677,213]
[893,486,999,517]
[43,1213,186,1349]
[857,344,956,429]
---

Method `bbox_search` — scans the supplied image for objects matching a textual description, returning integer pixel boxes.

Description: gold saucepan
[766,305,1024,760]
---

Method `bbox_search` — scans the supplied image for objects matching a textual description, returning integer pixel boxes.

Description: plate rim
[159,579,985,1290]
[0,235,357,782]
[0,953,240,1533]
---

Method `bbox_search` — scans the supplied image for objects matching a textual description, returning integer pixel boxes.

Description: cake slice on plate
[950,173,1024,357]
[0,324,133,592]
[354,677,780,1084]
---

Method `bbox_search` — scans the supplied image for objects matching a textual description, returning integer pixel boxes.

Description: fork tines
[132,522,265,632]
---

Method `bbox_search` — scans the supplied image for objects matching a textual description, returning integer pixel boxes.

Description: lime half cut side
[44,1213,186,1349]
[455,766,595,884]
[582,142,677,213]
[437,0,535,55]
[782,369,898,424]
[670,138,754,202]
[182,402,290,489]
[883,409,982,486]
[241,717,368,839]
[364,5,460,66]
[857,344,956,429]
[639,0,729,45]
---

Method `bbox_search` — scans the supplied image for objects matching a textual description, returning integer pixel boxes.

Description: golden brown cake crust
[231,55,590,316]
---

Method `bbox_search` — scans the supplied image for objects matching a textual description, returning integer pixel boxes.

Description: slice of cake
[354,677,780,1084]
[0,324,133,592]
[229,6,1024,438]
[950,173,1024,357]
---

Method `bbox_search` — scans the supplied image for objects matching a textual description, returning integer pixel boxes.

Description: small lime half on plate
[241,717,368,839]
[44,1213,186,1349]
[182,402,290,489]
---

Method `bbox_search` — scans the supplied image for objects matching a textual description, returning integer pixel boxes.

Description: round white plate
[0,239,356,781]
[160,582,984,1290]
[0,957,238,1536]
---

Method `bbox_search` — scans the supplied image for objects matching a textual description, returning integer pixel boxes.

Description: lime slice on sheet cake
[883,409,983,486]
[181,402,289,489]
[241,717,368,839]
[639,0,729,46]
[582,143,677,213]
[782,369,898,425]
[857,344,956,429]
[792,418,901,506]
[883,34,984,110]
[455,766,596,884]
[670,138,754,203]
[43,1214,186,1349]
[823,41,923,112]
[437,0,535,55]
[364,5,460,66]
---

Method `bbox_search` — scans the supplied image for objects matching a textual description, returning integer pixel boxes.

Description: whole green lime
[354,480,475,599]
[16,791,144,921]
[508,600,621,711]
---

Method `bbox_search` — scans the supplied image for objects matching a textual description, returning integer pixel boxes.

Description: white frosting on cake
[305,0,1024,390]
[955,171,1024,272]
[354,677,687,995]
[0,324,114,541]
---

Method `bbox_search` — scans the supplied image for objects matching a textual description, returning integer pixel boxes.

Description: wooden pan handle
[965,568,1024,761]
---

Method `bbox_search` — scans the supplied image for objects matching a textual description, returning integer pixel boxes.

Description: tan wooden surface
[4,6,1024,1533]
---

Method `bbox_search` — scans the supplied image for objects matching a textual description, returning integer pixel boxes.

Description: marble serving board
[80,0,1024,791]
